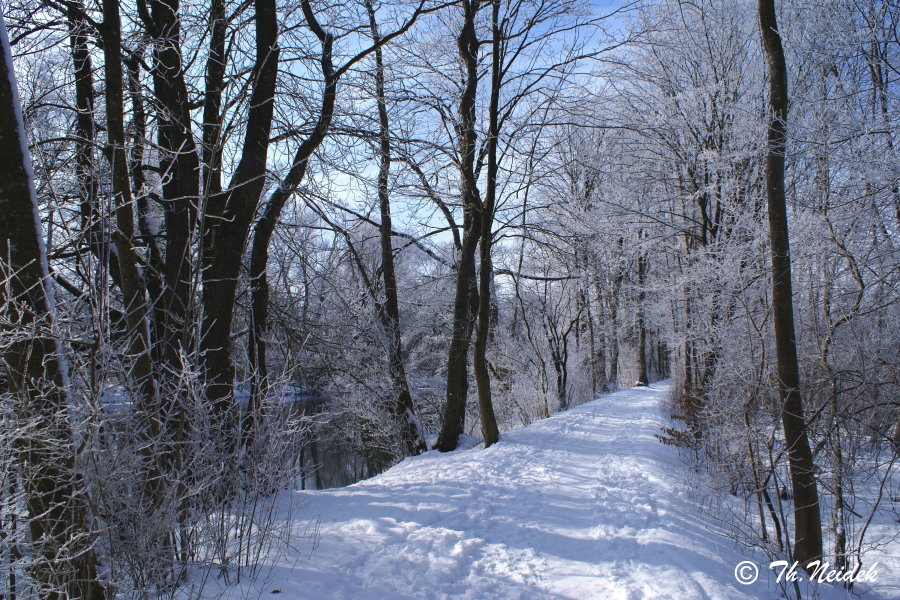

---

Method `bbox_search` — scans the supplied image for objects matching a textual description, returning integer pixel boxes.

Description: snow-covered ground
[212,383,897,600]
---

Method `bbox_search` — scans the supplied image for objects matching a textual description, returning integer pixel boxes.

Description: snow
[209,383,897,599]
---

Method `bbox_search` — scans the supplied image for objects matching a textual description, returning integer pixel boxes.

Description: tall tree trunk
[588,285,607,394]
[436,0,482,452]
[472,0,501,448]
[65,2,99,261]
[608,297,620,388]
[202,0,227,198]
[607,240,624,388]
[124,51,166,366]
[200,0,279,444]
[634,249,648,386]
[758,0,823,569]
[0,17,104,598]
[247,0,332,426]
[140,0,201,374]
[366,0,428,455]
[101,0,162,455]
[101,0,180,576]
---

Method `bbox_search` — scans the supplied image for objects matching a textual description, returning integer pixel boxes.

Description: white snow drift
[212,383,897,600]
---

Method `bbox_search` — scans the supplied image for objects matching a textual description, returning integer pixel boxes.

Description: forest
[0,0,897,598]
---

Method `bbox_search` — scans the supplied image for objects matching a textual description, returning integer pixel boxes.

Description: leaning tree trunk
[245,0,429,446]
[758,0,823,570]
[436,0,482,452]
[0,16,104,599]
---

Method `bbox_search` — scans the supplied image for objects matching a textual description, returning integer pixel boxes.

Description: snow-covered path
[222,383,795,599]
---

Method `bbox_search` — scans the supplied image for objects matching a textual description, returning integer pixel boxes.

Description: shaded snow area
[215,383,897,600]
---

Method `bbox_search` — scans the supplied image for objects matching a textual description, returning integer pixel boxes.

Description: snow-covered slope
[216,383,894,599]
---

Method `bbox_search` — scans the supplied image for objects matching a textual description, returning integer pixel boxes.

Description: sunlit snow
[206,383,898,600]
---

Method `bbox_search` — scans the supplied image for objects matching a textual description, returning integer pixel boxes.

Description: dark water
[281,390,387,490]
[299,434,380,490]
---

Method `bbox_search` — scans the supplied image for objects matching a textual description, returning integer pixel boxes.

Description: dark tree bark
[101,0,160,431]
[758,0,823,570]
[201,0,228,198]
[472,0,502,448]
[364,0,428,455]
[634,248,648,386]
[247,0,332,424]
[436,0,483,452]
[0,17,105,599]
[138,0,201,375]
[65,1,99,260]
[101,0,180,574]
[549,329,570,410]
[124,50,166,363]
[200,0,279,440]
[607,239,625,389]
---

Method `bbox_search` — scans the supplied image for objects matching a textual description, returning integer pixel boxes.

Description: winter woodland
[0,0,897,598]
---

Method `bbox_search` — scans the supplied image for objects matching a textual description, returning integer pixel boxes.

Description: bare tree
[364,0,428,455]
[758,0,823,569]
[0,12,104,598]
[472,0,503,447]
[199,0,279,444]
[435,0,483,451]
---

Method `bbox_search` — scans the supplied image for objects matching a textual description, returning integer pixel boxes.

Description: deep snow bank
[214,383,896,600]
